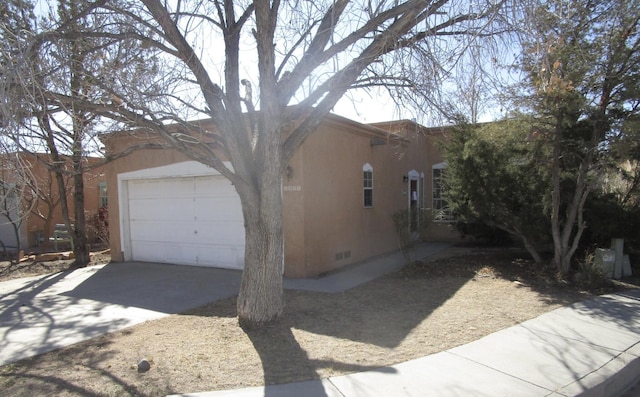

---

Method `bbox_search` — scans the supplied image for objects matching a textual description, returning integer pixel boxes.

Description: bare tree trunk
[551,158,594,274]
[72,155,89,266]
[33,179,59,248]
[39,197,55,246]
[236,100,285,324]
[9,216,22,264]
[550,119,565,273]
[521,235,543,264]
[554,163,590,275]
[53,164,72,250]
[237,207,284,325]
[40,115,74,254]
[24,169,59,246]
[500,224,544,264]
[68,8,90,267]
[236,165,284,325]
[493,220,543,263]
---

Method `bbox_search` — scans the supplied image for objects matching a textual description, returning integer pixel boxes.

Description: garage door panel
[194,176,233,194]
[132,223,245,246]
[132,242,243,267]
[130,220,196,243]
[126,175,245,269]
[194,199,243,222]
[129,199,194,221]
[132,241,189,265]
[192,222,245,245]
[130,178,194,198]
[193,245,244,267]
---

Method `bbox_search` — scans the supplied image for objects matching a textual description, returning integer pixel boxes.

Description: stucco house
[103,114,459,278]
[0,152,108,251]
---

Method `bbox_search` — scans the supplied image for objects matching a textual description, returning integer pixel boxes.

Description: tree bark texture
[550,118,566,274]
[236,132,284,325]
[72,155,90,266]
[521,236,543,264]
[237,208,284,325]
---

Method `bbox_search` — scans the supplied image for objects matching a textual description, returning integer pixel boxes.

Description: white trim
[98,181,108,208]
[407,170,421,236]
[431,164,455,223]
[363,163,373,208]
[432,161,447,169]
[118,160,232,181]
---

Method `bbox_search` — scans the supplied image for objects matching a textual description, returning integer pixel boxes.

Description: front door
[410,179,418,233]
[407,170,420,239]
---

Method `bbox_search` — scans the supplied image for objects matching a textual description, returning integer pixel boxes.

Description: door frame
[407,169,421,239]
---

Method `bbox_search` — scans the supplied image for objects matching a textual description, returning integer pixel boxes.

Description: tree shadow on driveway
[63,261,242,313]
[0,267,141,366]
[1,261,243,367]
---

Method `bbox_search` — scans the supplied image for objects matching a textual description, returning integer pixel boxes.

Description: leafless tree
[0,142,41,262]
[1,0,164,265]
[5,0,507,324]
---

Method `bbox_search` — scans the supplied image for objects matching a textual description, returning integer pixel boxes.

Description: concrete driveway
[0,242,453,367]
[0,262,242,366]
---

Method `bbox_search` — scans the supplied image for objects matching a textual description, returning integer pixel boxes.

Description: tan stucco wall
[289,119,433,277]
[104,117,464,277]
[282,147,306,277]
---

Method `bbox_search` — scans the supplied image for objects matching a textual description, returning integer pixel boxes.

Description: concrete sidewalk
[173,290,640,397]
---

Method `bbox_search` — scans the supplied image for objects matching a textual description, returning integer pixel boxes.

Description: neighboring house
[102,114,460,278]
[0,152,107,251]
[0,181,22,252]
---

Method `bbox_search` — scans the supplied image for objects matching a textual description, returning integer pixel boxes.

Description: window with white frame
[432,163,454,222]
[98,182,108,208]
[363,163,373,208]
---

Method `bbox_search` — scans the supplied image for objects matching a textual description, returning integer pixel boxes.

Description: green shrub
[453,219,514,246]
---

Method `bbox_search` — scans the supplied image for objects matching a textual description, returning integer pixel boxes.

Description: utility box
[595,239,633,279]
[594,248,616,278]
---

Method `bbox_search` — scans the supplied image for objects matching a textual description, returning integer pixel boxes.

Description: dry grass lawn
[1,247,637,396]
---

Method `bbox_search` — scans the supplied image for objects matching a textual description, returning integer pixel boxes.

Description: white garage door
[126,175,245,269]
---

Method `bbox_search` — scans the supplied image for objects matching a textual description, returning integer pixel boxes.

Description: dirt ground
[1,247,638,396]
[0,251,111,281]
